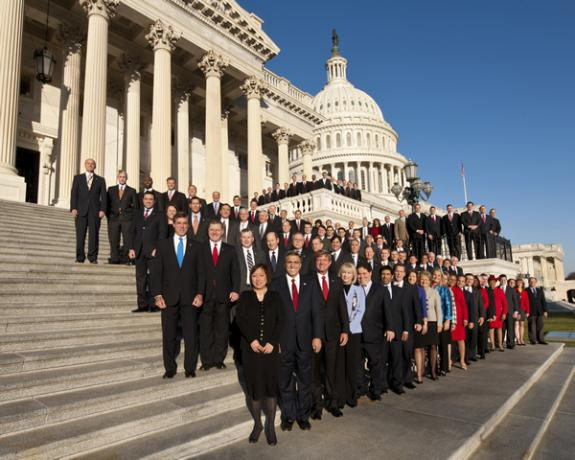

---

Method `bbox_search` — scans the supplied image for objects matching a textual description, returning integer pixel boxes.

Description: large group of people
[69,159,549,447]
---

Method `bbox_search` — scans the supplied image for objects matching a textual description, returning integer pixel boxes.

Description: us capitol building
[0,0,571,299]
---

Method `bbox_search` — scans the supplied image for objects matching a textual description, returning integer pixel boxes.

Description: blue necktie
[177,237,184,268]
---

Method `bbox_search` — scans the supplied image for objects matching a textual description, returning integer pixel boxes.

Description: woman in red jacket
[369,218,383,238]
[448,274,469,370]
[515,278,530,346]
[487,275,509,351]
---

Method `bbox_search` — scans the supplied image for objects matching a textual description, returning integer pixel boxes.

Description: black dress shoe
[280,420,293,431]
[507,345,515,349]
[131,308,147,313]
[163,371,176,379]
[392,387,405,395]
[185,371,196,378]
[381,388,389,394]
[330,408,344,417]
[310,410,322,420]
[215,362,227,369]
[367,392,382,401]
[297,419,311,430]
[266,429,277,446]
[199,364,212,371]
[346,399,357,408]
[538,341,549,345]
[75,259,85,263]
[89,260,98,264]
[469,357,478,362]
[479,355,486,360]
[404,382,416,389]
[149,306,160,312]
[530,341,537,345]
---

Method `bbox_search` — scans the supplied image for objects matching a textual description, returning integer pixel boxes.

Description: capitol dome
[303,32,408,197]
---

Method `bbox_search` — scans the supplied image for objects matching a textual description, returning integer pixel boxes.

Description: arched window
[326,134,331,149]
[366,133,371,148]
[356,132,362,147]
[316,136,321,151]
[375,134,379,148]
[336,132,341,148]
[346,132,352,146]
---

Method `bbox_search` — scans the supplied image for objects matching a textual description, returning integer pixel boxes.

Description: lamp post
[391,160,433,208]
[34,0,56,84]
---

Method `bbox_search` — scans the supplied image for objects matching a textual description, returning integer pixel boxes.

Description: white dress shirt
[242,246,254,284]
[173,234,187,256]
[287,273,301,300]
[362,280,373,297]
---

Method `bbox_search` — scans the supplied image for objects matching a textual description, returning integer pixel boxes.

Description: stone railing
[257,188,371,222]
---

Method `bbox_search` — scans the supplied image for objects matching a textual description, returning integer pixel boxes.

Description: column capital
[173,81,194,105]
[79,0,119,20]
[198,50,229,78]
[272,127,291,145]
[57,24,84,58]
[241,75,265,99]
[119,54,146,83]
[146,20,181,52]
[298,139,316,155]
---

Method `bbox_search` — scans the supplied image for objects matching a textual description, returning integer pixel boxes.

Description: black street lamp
[34,0,56,84]
[391,160,433,208]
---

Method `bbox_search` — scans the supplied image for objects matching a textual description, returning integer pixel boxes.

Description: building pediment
[173,0,280,61]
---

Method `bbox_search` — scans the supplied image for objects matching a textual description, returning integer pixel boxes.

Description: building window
[326,134,331,149]
[265,161,272,177]
[366,133,371,148]
[20,74,33,98]
[356,132,361,147]
[346,132,352,146]
[375,134,379,148]
[316,136,321,150]
[336,133,341,148]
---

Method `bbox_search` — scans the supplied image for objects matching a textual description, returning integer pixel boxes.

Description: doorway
[16,147,39,203]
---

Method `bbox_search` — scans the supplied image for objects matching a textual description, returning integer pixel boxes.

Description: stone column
[331,163,337,180]
[119,54,145,191]
[146,20,180,187]
[174,82,192,193]
[272,127,290,187]
[0,0,26,201]
[220,109,230,201]
[357,161,363,189]
[344,162,349,183]
[55,24,84,207]
[199,51,228,198]
[369,161,375,192]
[79,0,119,170]
[299,139,315,180]
[241,76,265,199]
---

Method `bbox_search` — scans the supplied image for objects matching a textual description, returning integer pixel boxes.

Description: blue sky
[241,0,575,273]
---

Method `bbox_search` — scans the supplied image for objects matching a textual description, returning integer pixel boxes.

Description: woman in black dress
[235,264,281,446]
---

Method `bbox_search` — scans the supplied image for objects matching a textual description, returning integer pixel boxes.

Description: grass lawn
[543,312,575,347]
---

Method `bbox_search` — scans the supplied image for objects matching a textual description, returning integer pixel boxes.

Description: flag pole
[461,162,468,204]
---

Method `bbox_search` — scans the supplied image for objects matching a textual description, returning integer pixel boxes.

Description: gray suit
[394,217,409,247]
[235,245,266,293]
[501,284,519,348]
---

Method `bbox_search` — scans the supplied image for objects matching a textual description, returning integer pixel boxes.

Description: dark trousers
[161,304,199,374]
[487,235,498,258]
[279,348,313,422]
[411,237,425,261]
[380,340,390,392]
[427,236,441,256]
[528,315,545,343]
[477,321,489,357]
[478,233,490,259]
[438,329,451,372]
[464,231,480,260]
[388,339,403,390]
[135,256,153,309]
[401,334,415,384]
[200,299,230,365]
[75,213,101,262]
[345,334,363,401]
[312,340,343,412]
[362,340,385,396]
[466,325,478,360]
[107,218,132,262]
[504,315,516,347]
[446,233,461,259]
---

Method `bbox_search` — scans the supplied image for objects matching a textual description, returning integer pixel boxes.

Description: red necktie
[291,279,299,312]
[482,215,486,223]
[321,275,329,301]
[212,244,219,266]
[284,237,288,248]
[305,237,309,248]
[144,209,150,220]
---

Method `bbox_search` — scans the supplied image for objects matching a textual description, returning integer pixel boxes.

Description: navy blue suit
[271,274,323,423]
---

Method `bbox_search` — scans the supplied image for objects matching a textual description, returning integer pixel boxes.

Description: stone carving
[145,20,181,52]
[198,50,229,78]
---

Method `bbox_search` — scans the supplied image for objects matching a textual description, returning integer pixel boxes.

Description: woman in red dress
[448,274,469,369]
[487,275,509,351]
[515,278,530,346]
[369,218,383,238]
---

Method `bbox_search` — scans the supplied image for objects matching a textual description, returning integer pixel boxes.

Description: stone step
[0,259,133,275]
[0,367,238,436]
[470,348,575,460]
[0,271,134,283]
[0,245,112,259]
[0,323,160,353]
[0,383,245,460]
[0,293,135,305]
[0,222,108,235]
[0,339,161,374]
[0,234,103,249]
[0,300,139,315]
[0,199,73,214]
[0,312,154,334]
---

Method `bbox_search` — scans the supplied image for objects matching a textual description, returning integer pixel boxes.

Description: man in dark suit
[463,274,484,363]
[150,213,204,378]
[287,175,300,197]
[70,158,107,263]
[499,274,519,349]
[264,232,286,279]
[300,175,314,194]
[406,203,426,261]
[478,205,494,259]
[271,251,323,431]
[527,277,548,345]
[161,177,187,213]
[461,201,481,260]
[187,197,208,243]
[441,204,463,259]
[219,203,239,246]
[488,208,502,258]
[256,211,277,248]
[357,263,396,400]
[229,208,259,250]
[200,220,240,370]
[247,200,259,225]
[425,206,442,256]
[129,191,168,312]
[449,256,464,276]
[271,183,285,202]
[187,184,207,211]
[329,236,353,275]
[139,176,162,211]
[290,209,307,234]
[106,170,138,264]
[279,220,293,251]
[381,216,394,248]
[230,195,243,221]
[267,206,282,230]
[291,232,313,276]
[310,251,348,419]
[235,228,266,293]
[204,191,223,220]
[318,171,332,191]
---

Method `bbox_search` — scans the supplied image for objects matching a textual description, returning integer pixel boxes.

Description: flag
[460,162,465,177]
